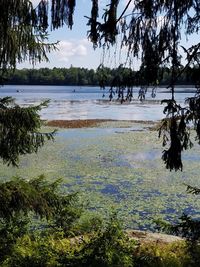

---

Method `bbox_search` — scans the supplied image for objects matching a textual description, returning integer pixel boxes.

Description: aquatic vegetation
[1,122,200,230]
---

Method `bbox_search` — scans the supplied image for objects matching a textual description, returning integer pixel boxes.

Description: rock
[127,230,183,244]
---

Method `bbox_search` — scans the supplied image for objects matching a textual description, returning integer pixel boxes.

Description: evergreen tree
[0,97,56,166]
[0,0,76,165]
[85,0,200,171]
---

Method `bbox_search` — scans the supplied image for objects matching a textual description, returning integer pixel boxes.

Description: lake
[1,121,200,230]
[1,84,200,230]
[0,85,197,121]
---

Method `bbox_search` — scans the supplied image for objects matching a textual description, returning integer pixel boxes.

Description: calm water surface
[0,85,196,121]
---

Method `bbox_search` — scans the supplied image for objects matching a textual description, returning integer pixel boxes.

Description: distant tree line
[4,65,200,86]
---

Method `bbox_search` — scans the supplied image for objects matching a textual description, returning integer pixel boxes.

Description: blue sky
[19,0,108,69]
[19,0,137,70]
[19,0,199,70]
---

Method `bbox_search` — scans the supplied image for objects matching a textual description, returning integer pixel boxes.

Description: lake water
[1,84,200,230]
[0,85,197,121]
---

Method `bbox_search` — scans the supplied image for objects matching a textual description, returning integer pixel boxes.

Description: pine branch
[0,100,56,166]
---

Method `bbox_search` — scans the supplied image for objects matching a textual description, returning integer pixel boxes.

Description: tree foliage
[0,97,56,166]
[58,213,135,267]
[83,0,200,171]
[0,0,76,73]
[0,0,69,164]
[6,66,199,86]
[0,175,65,221]
[0,175,83,264]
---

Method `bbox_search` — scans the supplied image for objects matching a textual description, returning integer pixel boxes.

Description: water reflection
[1,85,197,121]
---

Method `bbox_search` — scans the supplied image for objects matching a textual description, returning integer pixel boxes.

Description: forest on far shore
[4,65,200,86]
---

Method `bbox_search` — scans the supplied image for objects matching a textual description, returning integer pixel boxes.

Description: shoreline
[46,119,157,129]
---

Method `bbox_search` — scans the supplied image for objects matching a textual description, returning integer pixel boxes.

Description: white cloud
[30,0,41,7]
[123,0,135,11]
[56,39,88,63]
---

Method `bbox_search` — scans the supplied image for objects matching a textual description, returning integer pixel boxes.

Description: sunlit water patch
[1,85,197,121]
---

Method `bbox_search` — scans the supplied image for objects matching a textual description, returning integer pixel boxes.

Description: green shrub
[135,241,192,267]
[58,213,136,267]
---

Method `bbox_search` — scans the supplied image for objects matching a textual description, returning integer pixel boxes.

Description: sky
[18,0,199,70]
[18,0,110,70]
[18,0,138,70]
